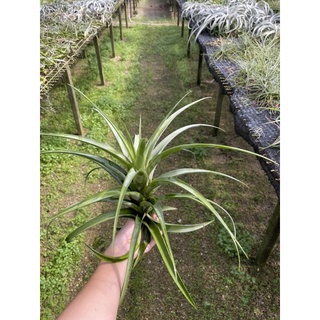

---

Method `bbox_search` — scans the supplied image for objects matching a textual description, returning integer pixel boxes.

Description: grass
[40,1,279,319]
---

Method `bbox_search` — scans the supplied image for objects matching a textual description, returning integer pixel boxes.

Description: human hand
[104,218,156,258]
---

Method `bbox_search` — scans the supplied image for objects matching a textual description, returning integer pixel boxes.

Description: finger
[144,238,156,253]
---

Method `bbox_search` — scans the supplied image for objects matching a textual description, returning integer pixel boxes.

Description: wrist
[97,243,129,266]
[104,244,128,258]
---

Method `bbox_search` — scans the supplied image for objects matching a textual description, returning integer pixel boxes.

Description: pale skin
[58,219,155,320]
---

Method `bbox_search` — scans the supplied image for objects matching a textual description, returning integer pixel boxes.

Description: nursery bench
[194,31,280,266]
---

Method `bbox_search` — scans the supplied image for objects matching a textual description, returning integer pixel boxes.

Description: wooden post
[118,6,123,40]
[109,23,115,58]
[129,0,133,18]
[64,66,84,136]
[93,35,105,85]
[197,48,203,86]
[255,200,280,266]
[124,0,128,28]
[213,87,224,136]
[133,0,136,13]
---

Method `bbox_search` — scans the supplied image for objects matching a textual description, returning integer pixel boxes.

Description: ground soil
[61,1,280,319]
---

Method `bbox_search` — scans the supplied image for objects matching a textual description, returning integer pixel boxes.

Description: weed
[218,222,256,258]
[189,146,209,158]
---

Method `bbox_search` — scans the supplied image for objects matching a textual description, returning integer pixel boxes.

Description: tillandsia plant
[182,0,280,43]
[40,0,117,94]
[41,90,276,307]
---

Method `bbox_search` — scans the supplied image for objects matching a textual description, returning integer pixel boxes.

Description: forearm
[58,250,127,320]
[57,219,154,319]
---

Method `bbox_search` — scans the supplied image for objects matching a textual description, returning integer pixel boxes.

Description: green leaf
[156,177,247,265]
[145,97,212,166]
[145,219,197,308]
[93,107,136,162]
[146,168,246,195]
[66,208,136,242]
[85,243,129,263]
[42,150,127,185]
[41,133,131,169]
[150,143,278,170]
[134,138,148,171]
[151,202,176,271]
[70,85,136,162]
[165,220,214,233]
[119,216,142,305]
[163,193,237,238]
[151,124,218,158]
[133,225,151,268]
[112,168,137,245]
[42,188,122,225]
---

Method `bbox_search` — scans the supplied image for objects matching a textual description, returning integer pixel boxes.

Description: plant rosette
[41,90,276,307]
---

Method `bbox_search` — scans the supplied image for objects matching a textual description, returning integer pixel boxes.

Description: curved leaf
[145,97,211,165]
[43,150,127,185]
[145,219,196,308]
[163,193,237,237]
[66,208,136,242]
[150,202,176,271]
[69,85,136,162]
[93,107,136,162]
[133,224,151,268]
[146,168,246,196]
[150,143,278,169]
[85,243,129,263]
[176,179,247,263]
[112,168,137,245]
[151,124,219,158]
[42,188,122,224]
[165,220,214,233]
[41,133,131,169]
[151,177,247,265]
[120,216,142,305]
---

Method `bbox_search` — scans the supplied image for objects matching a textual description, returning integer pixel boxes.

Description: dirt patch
[133,0,174,21]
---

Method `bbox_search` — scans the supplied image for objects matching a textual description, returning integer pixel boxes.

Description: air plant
[209,33,280,149]
[40,0,116,23]
[210,33,280,110]
[41,91,276,307]
[182,0,280,43]
[251,13,280,44]
[40,0,117,95]
[260,106,280,149]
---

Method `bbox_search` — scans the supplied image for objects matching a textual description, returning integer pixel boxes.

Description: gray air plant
[41,91,275,308]
[182,0,280,44]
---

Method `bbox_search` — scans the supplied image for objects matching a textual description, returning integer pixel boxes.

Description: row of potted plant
[181,0,280,148]
[182,0,280,43]
[40,0,122,92]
